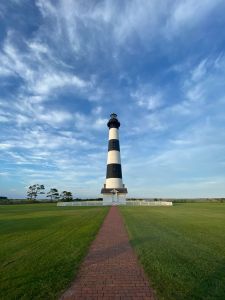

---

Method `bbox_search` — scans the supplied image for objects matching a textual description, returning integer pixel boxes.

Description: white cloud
[0,66,12,77]
[7,151,29,165]
[3,35,34,81]
[167,0,223,34]
[34,0,164,52]
[0,30,89,105]
[92,106,103,115]
[32,72,87,96]
[0,143,13,149]
[74,112,108,132]
[39,0,224,49]
[0,125,92,154]
[16,114,30,126]
[0,172,10,176]
[146,114,166,131]
[0,115,9,122]
[137,93,162,110]
[1,99,73,127]
[37,110,73,125]
[27,41,49,54]
[128,112,166,135]
[36,0,58,18]
[88,87,104,102]
[169,55,225,116]
[191,59,208,81]
[186,84,203,102]
[131,86,163,111]
[170,139,192,146]
[92,117,108,130]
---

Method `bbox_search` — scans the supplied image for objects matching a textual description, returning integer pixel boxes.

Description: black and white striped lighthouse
[101,113,128,205]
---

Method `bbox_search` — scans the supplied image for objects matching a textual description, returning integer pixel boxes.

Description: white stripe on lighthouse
[109,128,119,140]
[106,178,123,188]
[107,150,121,164]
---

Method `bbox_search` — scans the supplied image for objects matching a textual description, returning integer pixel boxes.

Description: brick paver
[60,206,156,300]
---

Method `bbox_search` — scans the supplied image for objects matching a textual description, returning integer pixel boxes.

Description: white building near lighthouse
[101,113,128,205]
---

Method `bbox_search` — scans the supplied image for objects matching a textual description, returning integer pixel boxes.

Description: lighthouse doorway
[112,193,119,205]
[111,189,119,206]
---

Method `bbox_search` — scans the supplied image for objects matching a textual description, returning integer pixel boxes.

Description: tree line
[27,184,73,201]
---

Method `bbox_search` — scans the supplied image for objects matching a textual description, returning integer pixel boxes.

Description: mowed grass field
[0,204,108,300]
[120,203,225,300]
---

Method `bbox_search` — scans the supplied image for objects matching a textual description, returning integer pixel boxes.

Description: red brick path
[60,206,156,300]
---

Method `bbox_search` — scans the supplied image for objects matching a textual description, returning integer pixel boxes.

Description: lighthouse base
[101,187,128,205]
[102,193,127,205]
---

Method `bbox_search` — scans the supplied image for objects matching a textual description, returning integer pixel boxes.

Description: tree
[27,185,36,200]
[60,191,73,202]
[27,184,45,201]
[47,188,60,201]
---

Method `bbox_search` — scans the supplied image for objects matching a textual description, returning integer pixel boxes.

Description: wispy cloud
[168,0,222,31]
[131,85,163,111]
[1,31,89,98]
[0,1,225,198]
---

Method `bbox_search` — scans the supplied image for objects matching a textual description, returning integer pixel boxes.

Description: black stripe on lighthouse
[106,163,122,178]
[108,139,120,151]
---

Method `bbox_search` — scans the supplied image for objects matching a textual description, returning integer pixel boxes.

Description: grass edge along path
[60,206,156,299]
[0,204,109,300]
[120,203,225,300]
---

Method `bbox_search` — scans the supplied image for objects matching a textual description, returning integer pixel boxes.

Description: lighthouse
[101,113,128,205]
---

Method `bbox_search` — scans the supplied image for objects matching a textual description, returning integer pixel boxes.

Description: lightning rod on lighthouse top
[101,113,128,205]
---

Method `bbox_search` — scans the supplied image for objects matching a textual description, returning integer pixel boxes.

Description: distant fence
[126,201,172,206]
[57,201,103,206]
[57,201,173,207]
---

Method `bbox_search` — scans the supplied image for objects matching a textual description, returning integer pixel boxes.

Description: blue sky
[0,0,225,199]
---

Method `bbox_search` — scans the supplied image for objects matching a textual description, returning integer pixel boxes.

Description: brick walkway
[60,206,156,300]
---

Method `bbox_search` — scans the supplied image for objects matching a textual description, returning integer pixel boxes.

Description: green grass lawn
[0,204,108,300]
[120,203,225,300]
